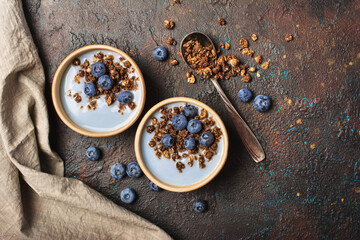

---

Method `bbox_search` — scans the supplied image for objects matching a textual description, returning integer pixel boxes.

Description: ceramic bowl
[135,97,228,192]
[52,45,146,137]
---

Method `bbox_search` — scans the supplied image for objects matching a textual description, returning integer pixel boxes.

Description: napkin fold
[0,1,171,239]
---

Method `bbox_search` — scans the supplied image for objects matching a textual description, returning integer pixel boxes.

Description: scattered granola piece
[255,55,263,64]
[251,34,258,41]
[186,71,192,78]
[285,34,293,42]
[177,50,182,58]
[164,20,175,29]
[74,75,81,84]
[261,61,269,70]
[241,74,252,82]
[224,42,230,50]
[166,37,177,46]
[173,0,180,4]
[239,38,249,48]
[228,57,239,67]
[242,48,249,55]
[176,162,185,173]
[248,67,256,73]
[219,43,225,49]
[187,74,195,84]
[257,72,261,77]
[73,58,81,66]
[218,18,226,26]
[170,59,179,66]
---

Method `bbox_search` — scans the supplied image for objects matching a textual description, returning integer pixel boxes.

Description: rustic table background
[23,0,359,239]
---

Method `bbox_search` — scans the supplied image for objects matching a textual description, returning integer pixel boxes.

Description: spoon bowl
[180,32,217,67]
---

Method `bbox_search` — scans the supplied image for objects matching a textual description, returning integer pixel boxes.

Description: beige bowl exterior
[52,45,146,137]
[135,97,229,192]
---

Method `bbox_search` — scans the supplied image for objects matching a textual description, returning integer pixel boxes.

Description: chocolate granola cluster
[146,105,222,173]
[72,52,138,112]
[183,40,253,81]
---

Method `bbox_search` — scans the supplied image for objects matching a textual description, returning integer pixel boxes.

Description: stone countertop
[23,0,360,239]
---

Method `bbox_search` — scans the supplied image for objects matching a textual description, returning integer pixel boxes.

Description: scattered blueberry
[91,62,106,78]
[238,88,253,102]
[181,104,198,118]
[152,46,168,61]
[86,146,101,161]
[193,200,208,213]
[120,188,136,204]
[199,132,215,147]
[148,180,161,191]
[187,119,202,134]
[84,82,97,97]
[184,136,196,150]
[172,114,188,130]
[253,95,271,112]
[110,163,126,179]
[118,91,133,105]
[161,134,175,148]
[98,75,113,90]
[126,161,142,178]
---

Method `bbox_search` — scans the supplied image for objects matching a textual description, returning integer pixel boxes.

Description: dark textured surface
[22,0,360,239]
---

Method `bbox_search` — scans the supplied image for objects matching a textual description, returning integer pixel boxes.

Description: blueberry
[91,62,106,78]
[120,188,136,204]
[238,88,253,102]
[152,46,168,61]
[148,180,162,191]
[84,82,97,97]
[110,163,126,179]
[118,91,133,105]
[253,95,271,112]
[199,132,215,147]
[181,104,198,118]
[161,134,175,148]
[184,136,196,150]
[187,119,202,134]
[98,75,113,90]
[193,200,208,213]
[126,161,142,178]
[86,146,101,161]
[172,114,188,130]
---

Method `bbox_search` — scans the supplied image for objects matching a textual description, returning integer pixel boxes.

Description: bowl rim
[134,97,229,192]
[52,44,146,137]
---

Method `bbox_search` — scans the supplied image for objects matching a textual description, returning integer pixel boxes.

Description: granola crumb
[285,34,293,42]
[166,37,177,46]
[173,0,180,3]
[176,162,185,173]
[218,17,226,26]
[241,74,252,82]
[257,72,261,77]
[186,71,192,78]
[239,38,249,48]
[72,58,81,66]
[164,20,175,29]
[255,55,263,64]
[248,67,256,73]
[261,61,269,70]
[219,43,225,49]
[251,34,258,41]
[177,51,182,58]
[224,42,230,50]
[73,93,82,103]
[187,73,196,84]
[170,59,179,66]
[128,102,136,110]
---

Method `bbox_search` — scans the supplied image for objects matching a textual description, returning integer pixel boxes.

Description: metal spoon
[180,32,265,163]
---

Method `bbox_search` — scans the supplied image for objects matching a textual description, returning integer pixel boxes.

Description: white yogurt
[60,50,142,132]
[140,102,225,186]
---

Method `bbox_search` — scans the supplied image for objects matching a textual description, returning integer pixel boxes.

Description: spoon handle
[210,78,265,162]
